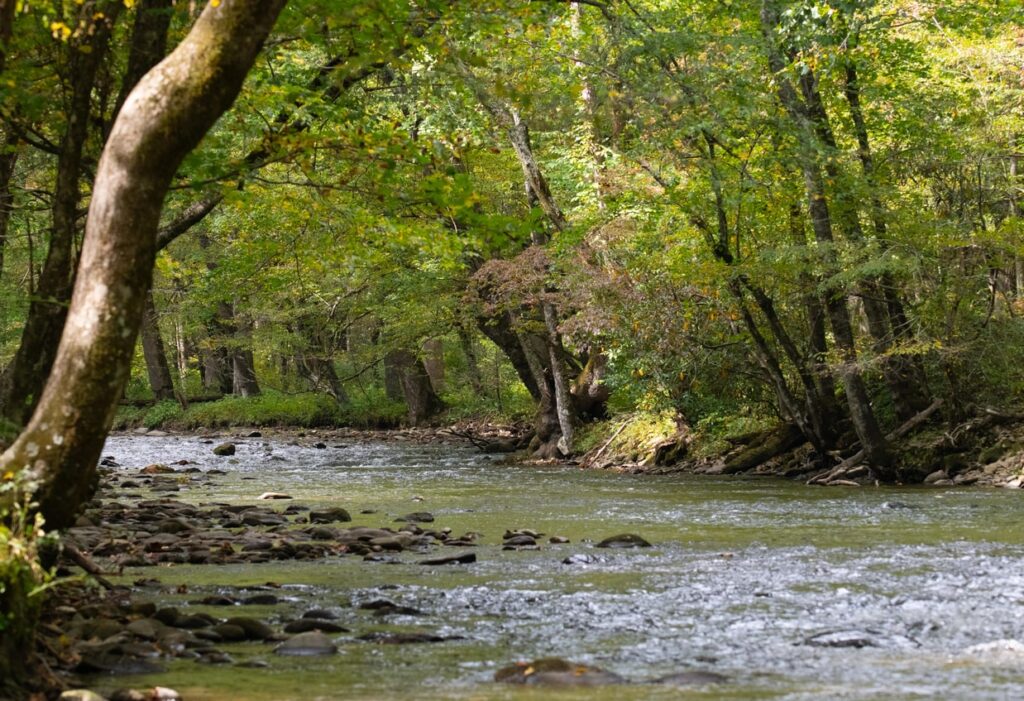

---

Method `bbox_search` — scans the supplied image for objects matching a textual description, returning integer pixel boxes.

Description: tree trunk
[0,133,18,283]
[761,2,893,474]
[841,60,931,419]
[202,347,233,395]
[232,348,261,397]
[457,322,484,394]
[392,349,444,426]
[422,338,446,394]
[476,312,542,401]
[796,56,927,421]
[0,4,122,427]
[0,0,288,530]
[543,302,575,454]
[140,289,175,401]
[383,349,405,401]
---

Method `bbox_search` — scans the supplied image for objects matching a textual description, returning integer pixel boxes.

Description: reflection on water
[95,434,1024,700]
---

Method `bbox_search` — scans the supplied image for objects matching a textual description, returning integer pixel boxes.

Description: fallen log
[808,399,944,485]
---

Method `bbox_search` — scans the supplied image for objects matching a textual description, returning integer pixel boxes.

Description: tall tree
[0,0,289,529]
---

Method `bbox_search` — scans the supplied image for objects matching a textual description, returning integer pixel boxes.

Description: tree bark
[140,289,175,401]
[0,0,288,529]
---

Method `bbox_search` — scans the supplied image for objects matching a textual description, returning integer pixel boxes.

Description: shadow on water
[92,434,1024,700]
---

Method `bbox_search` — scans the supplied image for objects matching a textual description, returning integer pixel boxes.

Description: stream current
[94,434,1024,700]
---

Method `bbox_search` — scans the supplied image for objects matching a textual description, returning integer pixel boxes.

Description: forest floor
[580,406,1024,490]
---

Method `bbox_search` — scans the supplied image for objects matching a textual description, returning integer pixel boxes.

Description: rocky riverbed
[32,431,1024,701]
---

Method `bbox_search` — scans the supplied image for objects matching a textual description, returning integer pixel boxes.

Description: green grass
[113,391,346,430]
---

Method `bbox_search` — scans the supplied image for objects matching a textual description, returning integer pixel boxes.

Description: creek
[90,434,1024,700]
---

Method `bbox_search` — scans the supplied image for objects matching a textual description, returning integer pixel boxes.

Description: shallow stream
[93,434,1024,700]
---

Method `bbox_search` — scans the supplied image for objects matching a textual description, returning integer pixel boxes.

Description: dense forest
[1,0,1024,698]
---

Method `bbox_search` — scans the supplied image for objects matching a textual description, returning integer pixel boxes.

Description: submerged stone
[310,507,352,523]
[653,670,728,685]
[274,631,338,656]
[596,534,652,548]
[418,552,476,565]
[395,511,434,523]
[495,658,625,686]
[212,442,236,456]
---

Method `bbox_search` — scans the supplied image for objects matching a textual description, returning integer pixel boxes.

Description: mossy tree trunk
[0,0,288,531]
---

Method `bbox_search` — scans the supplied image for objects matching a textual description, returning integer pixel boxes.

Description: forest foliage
[0,0,1022,470]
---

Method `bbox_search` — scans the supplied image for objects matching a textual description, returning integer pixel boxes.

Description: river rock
[495,658,625,686]
[302,608,339,620]
[194,595,236,606]
[213,443,236,456]
[504,528,541,539]
[274,631,338,656]
[257,492,292,500]
[153,607,181,626]
[173,614,214,629]
[654,670,728,685]
[562,553,600,566]
[87,617,125,640]
[963,639,1024,660]
[59,691,107,701]
[310,507,352,523]
[503,535,537,547]
[156,518,193,534]
[924,469,947,484]
[418,552,476,565]
[125,619,162,641]
[141,464,175,475]
[805,629,917,649]
[241,594,280,605]
[224,617,274,640]
[395,511,434,523]
[211,623,247,642]
[596,534,652,548]
[357,631,451,644]
[109,690,147,701]
[283,619,349,633]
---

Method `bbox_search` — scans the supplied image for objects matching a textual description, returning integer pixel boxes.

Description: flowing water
[92,434,1024,700]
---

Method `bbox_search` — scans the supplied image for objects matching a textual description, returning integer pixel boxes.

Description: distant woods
[0,1,1022,481]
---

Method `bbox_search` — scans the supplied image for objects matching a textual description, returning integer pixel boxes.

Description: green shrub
[0,475,61,689]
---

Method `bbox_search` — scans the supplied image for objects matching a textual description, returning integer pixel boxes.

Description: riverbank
[114,400,1024,490]
[574,407,1024,489]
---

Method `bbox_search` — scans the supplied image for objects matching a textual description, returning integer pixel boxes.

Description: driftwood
[62,543,115,589]
[443,428,530,453]
[583,421,629,467]
[808,399,944,485]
